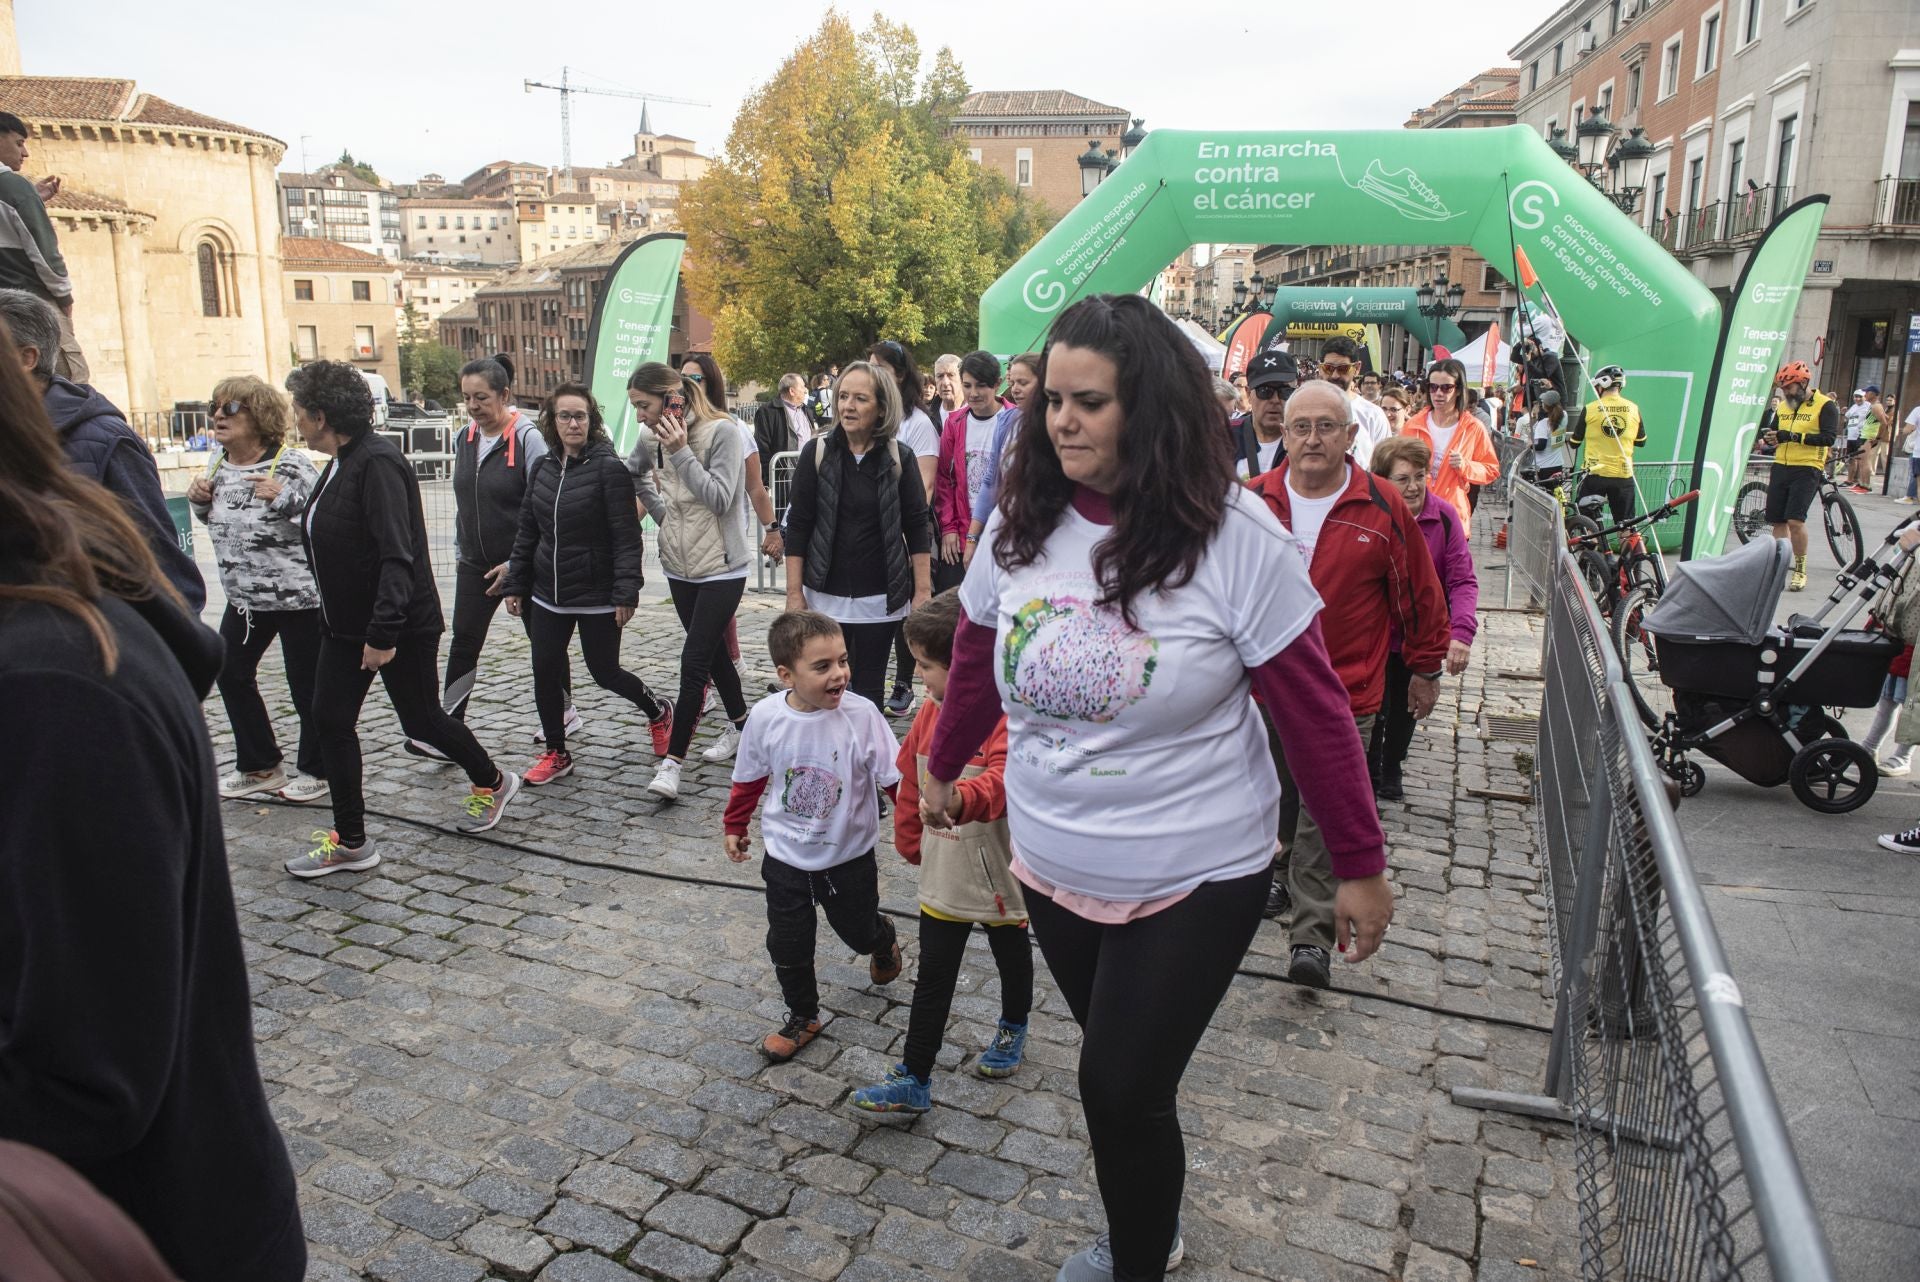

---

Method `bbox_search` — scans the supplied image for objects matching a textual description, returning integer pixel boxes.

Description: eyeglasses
[1425,381,1458,395]
[1284,419,1350,439]
[211,399,244,418]
[554,411,591,424]
[1252,384,1294,401]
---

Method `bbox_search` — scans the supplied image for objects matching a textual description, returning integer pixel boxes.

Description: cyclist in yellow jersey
[1759,360,1839,591]
[1567,365,1645,524]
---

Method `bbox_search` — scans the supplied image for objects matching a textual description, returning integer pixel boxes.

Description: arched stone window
[196,236,238,317]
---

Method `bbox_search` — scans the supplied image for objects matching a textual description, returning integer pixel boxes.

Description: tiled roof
[280,236,396,268]
[280,167,385,193]
[0,76,279,142]
[955,90,1128,119]
[48,187,151,218]
[481,236,633,294]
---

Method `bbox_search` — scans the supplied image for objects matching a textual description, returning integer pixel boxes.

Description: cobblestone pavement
[196,529,1579,1282]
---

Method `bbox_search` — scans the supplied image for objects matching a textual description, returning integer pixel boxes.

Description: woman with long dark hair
[503,384,666,787]
[920,295,1392,1282]
[0,328,306,1281]
[625,362,752,801]
[289,360,521,876]
[782,360,932,710]
[1400,356,1498,526]
[869,340,941,715]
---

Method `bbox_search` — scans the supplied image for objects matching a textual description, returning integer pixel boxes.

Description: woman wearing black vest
[431,354,567,756]
[288,361,521,877]
[782,360,932,709]
[502,384,667,787]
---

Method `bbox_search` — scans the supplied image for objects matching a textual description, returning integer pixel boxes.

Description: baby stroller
[1639,529,1914,812]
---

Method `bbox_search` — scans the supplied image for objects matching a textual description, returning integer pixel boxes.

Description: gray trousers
[1272,711,1375,953]
[55,305,89,385]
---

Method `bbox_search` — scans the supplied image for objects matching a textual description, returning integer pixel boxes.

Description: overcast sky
[21,0,1554,183]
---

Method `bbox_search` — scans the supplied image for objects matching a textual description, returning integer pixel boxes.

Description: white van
[360,371,392,428]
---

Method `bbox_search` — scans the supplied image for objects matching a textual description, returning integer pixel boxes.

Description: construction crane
[523,67,708,176]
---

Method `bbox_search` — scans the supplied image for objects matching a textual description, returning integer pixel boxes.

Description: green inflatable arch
[981,126,1724,517]
[1260,287,1468,353]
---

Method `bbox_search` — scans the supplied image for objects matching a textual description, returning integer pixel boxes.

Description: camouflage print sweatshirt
[190,448,321,613]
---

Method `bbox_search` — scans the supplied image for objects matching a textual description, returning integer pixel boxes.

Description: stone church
[0,0,288,420]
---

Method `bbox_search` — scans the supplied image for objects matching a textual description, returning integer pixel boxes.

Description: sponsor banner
[586,233,686,455]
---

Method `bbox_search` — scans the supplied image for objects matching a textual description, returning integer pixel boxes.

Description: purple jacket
[1393,493,1478,651]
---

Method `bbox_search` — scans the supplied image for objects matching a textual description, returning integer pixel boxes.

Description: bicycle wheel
[1579,548,1617,614]
[1613,583,1671,729]
[1565,512,1603,544]
[1732,481,1770,545]
[1823,489,1863,569]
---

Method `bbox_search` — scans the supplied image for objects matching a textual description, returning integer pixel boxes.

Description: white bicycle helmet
[1593,364,1626,390]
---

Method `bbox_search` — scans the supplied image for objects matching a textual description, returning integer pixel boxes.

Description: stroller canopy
[1644,536,1791,645]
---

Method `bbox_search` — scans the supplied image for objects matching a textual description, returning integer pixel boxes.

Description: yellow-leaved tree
[679,13,1052,386]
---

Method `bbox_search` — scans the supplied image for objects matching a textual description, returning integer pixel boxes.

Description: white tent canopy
[1173,317,1226,372]
[1448,330,1513,383]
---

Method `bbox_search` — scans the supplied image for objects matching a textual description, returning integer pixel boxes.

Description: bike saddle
[1577,495,1609,516]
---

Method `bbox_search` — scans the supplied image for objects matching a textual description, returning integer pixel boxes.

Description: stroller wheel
[1677,760,1706,797]
[1788,738,1877,814]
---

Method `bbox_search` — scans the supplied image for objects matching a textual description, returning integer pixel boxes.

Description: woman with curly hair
[287,360,520,877]
[187,375,328,803]
[919,294,1392,1282]
[502,383,664,787]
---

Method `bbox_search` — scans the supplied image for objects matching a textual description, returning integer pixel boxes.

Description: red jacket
[894,696,1007,864]
[935,407,981,538]
[1250,461,1451,716]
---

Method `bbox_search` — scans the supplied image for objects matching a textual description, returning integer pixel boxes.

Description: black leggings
[216,605,323,777]
[444,559,559,719]
[526,603,662,755]
[762,851,896,1021]
[312,632,499,846]
[667,577,749,758]
[1026,866,1269,1282]
[840,620,901,711]
[903,913,1033,1081]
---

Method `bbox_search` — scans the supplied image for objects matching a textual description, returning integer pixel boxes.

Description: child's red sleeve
[893,712,928,865]
[951,716,1009,825]
[724,777,768,836]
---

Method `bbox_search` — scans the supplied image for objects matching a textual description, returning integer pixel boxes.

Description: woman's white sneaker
[647,758,683,800]
[278,773,330,804]
[702,727,741,763]
[220,766,288,799]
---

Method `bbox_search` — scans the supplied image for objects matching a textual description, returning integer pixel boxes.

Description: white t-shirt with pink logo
[733,691,902,872]
[960,485,1323,901]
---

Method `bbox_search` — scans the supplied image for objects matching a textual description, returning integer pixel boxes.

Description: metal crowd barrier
[754,449,800,594]
[1505,478,1562,608]
[1455,548,1836,1282]
[1488,431,1533,511]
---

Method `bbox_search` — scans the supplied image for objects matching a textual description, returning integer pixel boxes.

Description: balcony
[1722,186,1791,240]
[1682,201,1723,251]
[1876,176,1920,226]
[348,345,383,363]
[1648,214,1681,251]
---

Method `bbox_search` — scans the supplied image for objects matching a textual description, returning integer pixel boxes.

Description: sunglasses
[1319,361,1355,375]
[212,399,245,418]
[1425,382,1458,394]
[1253,384,1294,401]
[683,371,704,383]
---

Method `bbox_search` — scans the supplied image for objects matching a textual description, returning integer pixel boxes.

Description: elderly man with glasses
[1247,381,1450,987]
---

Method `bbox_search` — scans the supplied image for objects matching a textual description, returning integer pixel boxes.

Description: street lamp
[1416,272,1465,320]
[1078,140,1108,199]
[1576,105,1617,172]
[1121,118,1148,159]
[1546,125,1578,166]
[1232,277,1249,313]
[1611,126,1655,212]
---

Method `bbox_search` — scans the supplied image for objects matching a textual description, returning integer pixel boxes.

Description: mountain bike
[1732,461,1863,569]
[1569,489,1702,729]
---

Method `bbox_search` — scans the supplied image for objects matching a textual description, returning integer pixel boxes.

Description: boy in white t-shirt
[724,611,905,1061]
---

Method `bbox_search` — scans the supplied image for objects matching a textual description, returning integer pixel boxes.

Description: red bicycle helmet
[1775,360,1812,386]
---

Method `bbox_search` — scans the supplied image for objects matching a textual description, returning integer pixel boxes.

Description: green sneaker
[284,830,379,879]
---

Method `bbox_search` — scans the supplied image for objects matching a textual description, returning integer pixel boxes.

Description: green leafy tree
[397,302,464,405]
[679,12,1053,385]
[336,149,381,186]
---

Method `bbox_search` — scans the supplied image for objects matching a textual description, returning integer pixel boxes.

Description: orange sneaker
[762,1012,825,1061]
[649,698,676,757]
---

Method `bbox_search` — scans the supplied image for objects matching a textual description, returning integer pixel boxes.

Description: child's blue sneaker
[848,1063,931,1114]
[974,1019,1028,1078]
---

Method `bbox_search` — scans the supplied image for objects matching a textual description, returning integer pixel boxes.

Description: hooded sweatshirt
[44,376,206,612]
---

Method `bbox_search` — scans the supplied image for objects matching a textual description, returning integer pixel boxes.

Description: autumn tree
[679,13,1052,385]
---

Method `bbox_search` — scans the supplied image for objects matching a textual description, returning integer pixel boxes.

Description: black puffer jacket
[302,430,443,647]
[503,438,644,609]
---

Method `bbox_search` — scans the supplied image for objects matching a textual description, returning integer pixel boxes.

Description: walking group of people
[3,274,1503,1281]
